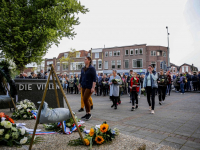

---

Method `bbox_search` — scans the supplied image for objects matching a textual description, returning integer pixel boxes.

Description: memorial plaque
[14,79,64,108]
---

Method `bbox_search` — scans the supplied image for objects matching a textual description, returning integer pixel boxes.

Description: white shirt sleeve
[151,73,158,81]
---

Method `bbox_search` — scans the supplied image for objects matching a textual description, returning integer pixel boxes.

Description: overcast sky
[44,0,200,70]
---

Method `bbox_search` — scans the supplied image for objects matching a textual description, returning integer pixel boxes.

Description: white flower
[0,129,4,135]
[11,127,18,132]
[1,117,6,121]
[12,132,19,139]
[20,128,25,135]
[20,101,23,105]
[23,115,27,118]
[23,100,27,103]
[5,134,10,139]
[20,137,28,144]
[4,121,12,129]
[1,121,6,126]
[20,110,24,114]
[27,102,31,105]
[23,104,27,109]
[27,109,31,112]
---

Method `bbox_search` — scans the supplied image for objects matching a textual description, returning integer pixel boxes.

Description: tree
[0,0,88,71]
[59,48,76,75]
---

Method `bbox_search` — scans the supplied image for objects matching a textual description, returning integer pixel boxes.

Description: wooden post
[51,65,85,145]
[29,69,52,150]
[51,65,65,133]
[2,78,17,110]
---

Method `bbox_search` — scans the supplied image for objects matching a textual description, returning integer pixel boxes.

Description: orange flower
[89,128,94,137]
[95,136,104,144]
[84,139,90,146]
[0,112,5,118]
[8,118,15,123]
[100,123,109,133]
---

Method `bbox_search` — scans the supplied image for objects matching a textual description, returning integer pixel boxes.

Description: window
[117,60,121,69]
[132,59,143,68]
[113,51,117,56]
[125,50,129,55]
[47,67,51,71]
[76,62,84,70]
[172,67,176,73]
[76,52,80,58]
[70,62,76,70]
[117,51,120,56]
[111,60,115,69]
[109,51,112,56]
[182,66,184,72]
[98,59,102,69]
[151,51,156,56]
[95,53,99,58]
[130,49,133,55]
[125,60,129,69]
[62,62,68,71]
[64,53,68,58]
[57,62,60,71]
[163,52,166,57]
[139,48,143,54]
[47,61,53,65]
[151,61,156,68]
[88,53,91,56]
[105,52,108,57]
[104,61,108,69]
[186,66,188,72]
[135,49,138,55]
[93,60,96,69]
[157,52,160,56]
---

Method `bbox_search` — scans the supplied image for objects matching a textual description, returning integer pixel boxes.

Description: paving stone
[160,140,182,149]
[185,141,200,149]
[165,137,187,145]
[143,136,162,144]
[180,146,197,150]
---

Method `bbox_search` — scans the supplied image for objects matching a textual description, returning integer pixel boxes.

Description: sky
[44,0,200,70]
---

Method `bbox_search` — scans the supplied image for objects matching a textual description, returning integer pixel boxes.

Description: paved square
[64,92,200,150]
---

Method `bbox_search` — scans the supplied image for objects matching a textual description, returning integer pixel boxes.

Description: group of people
[16,57,200,121]
[16,70,48,79]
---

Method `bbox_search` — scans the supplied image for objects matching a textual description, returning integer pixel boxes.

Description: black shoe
[85,114,92,121]
[131,107,135,111]
[114,107,117,109]
[136,105,138,109]
[91,105,93,110]
[159,101,162,105]
[111,104,114,108]
[78,108,84,112]
[81,114,87,119]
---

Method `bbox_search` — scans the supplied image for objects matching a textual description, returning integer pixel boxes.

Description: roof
[103,44,147,49]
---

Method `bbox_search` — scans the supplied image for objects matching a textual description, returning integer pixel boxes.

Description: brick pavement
[64,92,200,150]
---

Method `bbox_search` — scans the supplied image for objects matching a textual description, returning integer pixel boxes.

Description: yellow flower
[84,139,90,146]
[89,128,94,137]
[95,136,104,144]
[100,123,109,133]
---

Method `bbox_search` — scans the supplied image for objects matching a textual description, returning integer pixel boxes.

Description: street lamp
[166,26,170,71]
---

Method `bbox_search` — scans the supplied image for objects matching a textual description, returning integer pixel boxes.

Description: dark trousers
[131,91,138,106]
[166,84,171,95]
[146,86,156,110]
[111,96,118,107]
[193,82,198,91]
[186,81,191,91]
[70,87,73,93]
[103,87,108,96]
[175,86,180,92]
[67,86,70,93]
[158,86,166,102]
[74,85,79,94]
[82,88,92,113]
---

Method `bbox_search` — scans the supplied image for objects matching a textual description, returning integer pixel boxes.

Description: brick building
[170,63,198,75]
[44,44,169,76]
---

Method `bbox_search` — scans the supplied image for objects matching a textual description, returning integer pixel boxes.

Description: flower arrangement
[0,112,14,123]
[102,81,107,86]
[12,99,37,120]
[68,122,119,148]
[44,115,85,133]
[141,88,146,96]
[0,120,42,147]
[112,79,121,84]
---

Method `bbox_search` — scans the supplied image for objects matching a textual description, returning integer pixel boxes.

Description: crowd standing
[16,60,200,119]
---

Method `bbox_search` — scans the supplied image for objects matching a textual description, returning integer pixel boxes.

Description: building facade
[44,44,169,76]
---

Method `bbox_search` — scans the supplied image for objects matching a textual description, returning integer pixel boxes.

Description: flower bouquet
[44,115,85,133]
[0,112,14,123]
[12,99,37,120]
[112,79,121,84]
[102,81,107,86]
[0,120,42,147]
[68,122,119,148]
[141,88,146,96]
